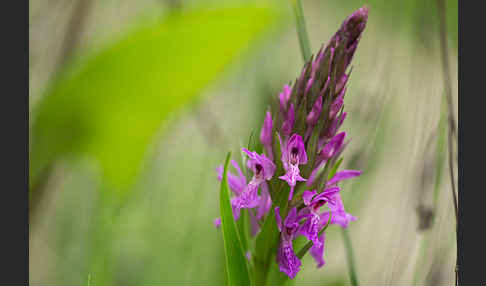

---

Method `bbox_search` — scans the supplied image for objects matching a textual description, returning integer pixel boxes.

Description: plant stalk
[342,228,359,286]
[436,0,458,285]
[291,0,312,62]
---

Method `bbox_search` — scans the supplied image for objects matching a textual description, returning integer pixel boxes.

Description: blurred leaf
[220,151,252,286]
[30,6,276,195]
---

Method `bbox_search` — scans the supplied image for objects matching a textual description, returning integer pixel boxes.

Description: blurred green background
[29,0,458,285]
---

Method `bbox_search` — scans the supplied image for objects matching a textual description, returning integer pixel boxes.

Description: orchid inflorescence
[214,7,368,280]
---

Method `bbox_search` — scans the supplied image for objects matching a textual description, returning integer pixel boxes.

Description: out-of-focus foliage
[30,6,276,196]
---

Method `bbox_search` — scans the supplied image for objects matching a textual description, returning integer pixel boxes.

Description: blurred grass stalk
[290,1,359,285]
[411,98,447,286]
[412,0,458,284]
[436,0,458,284]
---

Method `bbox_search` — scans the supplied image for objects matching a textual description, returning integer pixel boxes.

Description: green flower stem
[291,0,312,62]
[342,228,359,286]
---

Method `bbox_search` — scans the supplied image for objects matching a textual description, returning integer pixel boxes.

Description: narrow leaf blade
[220,151,252,286]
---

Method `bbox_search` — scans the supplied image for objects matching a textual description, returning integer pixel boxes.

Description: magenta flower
[278,134,308,200]
[231,149,276,219]
[299,187,340,247]
[275,207,309,279]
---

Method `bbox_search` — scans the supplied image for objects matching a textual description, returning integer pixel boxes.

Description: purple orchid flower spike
[278,134,308,200]
[260,111,274,160]
[275,207,309,279]
[212,6,369,280]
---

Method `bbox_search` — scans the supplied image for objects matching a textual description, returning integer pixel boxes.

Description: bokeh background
[29,0,458,285]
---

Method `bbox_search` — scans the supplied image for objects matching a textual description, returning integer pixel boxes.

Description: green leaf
[220,151,252,286]
[328,157,344,180]
[30,7,276,195]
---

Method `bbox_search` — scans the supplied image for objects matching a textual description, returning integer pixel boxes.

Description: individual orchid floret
[299,187,340,247]
[279,134,308,200]
[275,207,308,279]
[242,148,276,183]
[231,149,276,220]
[279,84,292,112]
[260,111,274,160]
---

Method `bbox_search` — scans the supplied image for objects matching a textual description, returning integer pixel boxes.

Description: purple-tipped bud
[331,6,369,70]
[320,132,346,162]
[329,88,345,120]
[304,77,314,96]
[260,111,274,160]
[281,103,295,138]
[279,84,292,112]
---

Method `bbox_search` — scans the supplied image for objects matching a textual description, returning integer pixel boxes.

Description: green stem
[291,0,312,62]
[254,258,268,286]
[342,228,359,286]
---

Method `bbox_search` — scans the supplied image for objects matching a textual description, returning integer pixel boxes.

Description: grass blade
[220,151,252,286]
[342,228,359,286]
[291,0,312,62]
